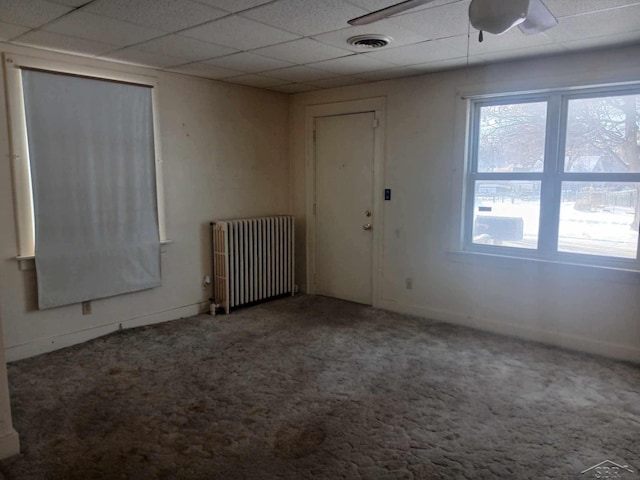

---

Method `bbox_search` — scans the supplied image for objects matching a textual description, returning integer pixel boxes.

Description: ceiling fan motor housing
[469,0,530,35]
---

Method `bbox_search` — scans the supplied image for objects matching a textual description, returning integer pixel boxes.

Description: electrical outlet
[82,301,91,315]
[405,278,413,290]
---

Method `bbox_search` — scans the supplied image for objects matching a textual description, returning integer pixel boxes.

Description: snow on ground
[474,198,638,259]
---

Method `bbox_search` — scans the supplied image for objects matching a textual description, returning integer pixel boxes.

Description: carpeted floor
[1,295,639,479]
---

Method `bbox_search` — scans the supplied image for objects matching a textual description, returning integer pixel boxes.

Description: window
[5,54,167,308]
[465,86,640,270]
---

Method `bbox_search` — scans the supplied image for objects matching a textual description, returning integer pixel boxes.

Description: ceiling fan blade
[518,0,558,35]
[348,0,440,26]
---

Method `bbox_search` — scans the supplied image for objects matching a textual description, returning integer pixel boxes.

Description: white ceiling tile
[251,38,352,64]
[561,30,640,51]
[364,36,468,65]
[0,21,30,41]
[388,1,471,40]
[84,0,227,32]
[204,52,294,73]
[44,11,164,47]
[13,30,117,55]
[546,4,640,42]
[135,35,237,62]
[241,0,367,36]
[101,48,187,68]
[0,0,72,28]
[268,83,320,93]
[168,62,244,79]
[468,30,554,56]
[194,0,273,12]
[306,76,367,88]
[543,0,640,18]
[410,56,473,73]
[355,65,423,81]
[310,54,394,75]
[180,15,299,50]
[47,0,92,6]
[470,43,567,64]
[312,19,429,52]
[260,65,336,82]
[223,74,289,88]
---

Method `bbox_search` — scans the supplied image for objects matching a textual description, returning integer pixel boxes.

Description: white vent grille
[347,34,392,49]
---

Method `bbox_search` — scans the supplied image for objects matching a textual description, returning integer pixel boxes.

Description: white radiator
[211,216,295,314]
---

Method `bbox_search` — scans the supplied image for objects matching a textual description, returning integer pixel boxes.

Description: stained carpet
[2,295,640,479]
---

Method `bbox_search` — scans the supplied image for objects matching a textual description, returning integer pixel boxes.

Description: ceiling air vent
[347,34,392,49]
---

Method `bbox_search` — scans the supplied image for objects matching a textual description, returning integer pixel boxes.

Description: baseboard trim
[0,429,20,460]
[377,299,640,364]
[6,302,208,362]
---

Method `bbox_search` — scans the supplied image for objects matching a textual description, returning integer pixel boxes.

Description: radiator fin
[212,216,294,314]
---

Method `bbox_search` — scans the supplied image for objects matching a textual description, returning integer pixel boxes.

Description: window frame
[3,52,167,259]
[463,84,640,271]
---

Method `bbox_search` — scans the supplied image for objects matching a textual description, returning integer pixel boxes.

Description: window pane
[477,102,547,173]
[558,182,639,259]
[565,94,640,173]
[472,181,541,249]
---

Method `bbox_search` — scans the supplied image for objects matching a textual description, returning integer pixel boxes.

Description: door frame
[305,97,386,307]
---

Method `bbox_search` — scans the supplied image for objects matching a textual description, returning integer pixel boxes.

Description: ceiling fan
[348,0,558,39]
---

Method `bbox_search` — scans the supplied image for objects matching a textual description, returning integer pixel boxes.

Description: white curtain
[22,69,161,309]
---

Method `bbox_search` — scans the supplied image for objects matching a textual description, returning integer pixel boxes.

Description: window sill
[446,249,640,284]
[16,240,173,271]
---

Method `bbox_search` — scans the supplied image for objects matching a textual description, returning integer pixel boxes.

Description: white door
[314,112,375,305]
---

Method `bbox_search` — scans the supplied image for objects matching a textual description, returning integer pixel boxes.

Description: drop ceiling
[1,0,639,93]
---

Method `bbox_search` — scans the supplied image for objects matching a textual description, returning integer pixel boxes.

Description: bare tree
[478,102,547,172]
[566,95,640,228]
[479,95,640,228]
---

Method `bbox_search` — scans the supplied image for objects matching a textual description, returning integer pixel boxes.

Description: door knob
[365,210,372,217]
[363,223,372,230]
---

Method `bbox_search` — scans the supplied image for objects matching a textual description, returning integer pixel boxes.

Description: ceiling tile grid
[542,0,640,18]
[192,0,274,13]
[345,0,462,13]
[222,73,290,88]
[0,0,73,29]
[312,19,429,52]
[0,22,31,42]
[203,52,294,73]
[43,11,165,47]
[47,0,93,6]
[179,15,300,50]
[0,0,637,93]
[260,65,337,83]
[14,30,117,56]
[251,38,353,64]
[306,76,367,88]
[84,0,228,32]
[101,47,188,68]
[309,54,396,75]
[168,62,245,79]
[364,36,468,65]
[132,34,238,62]
[268,82,319,93]
[240,0,368,36]
[386,1,472,40]
[545,4,640,42]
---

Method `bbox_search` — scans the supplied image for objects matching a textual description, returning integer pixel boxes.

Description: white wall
[0,44,290,361]
[0,300,19,459]
[291,45,640,363]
